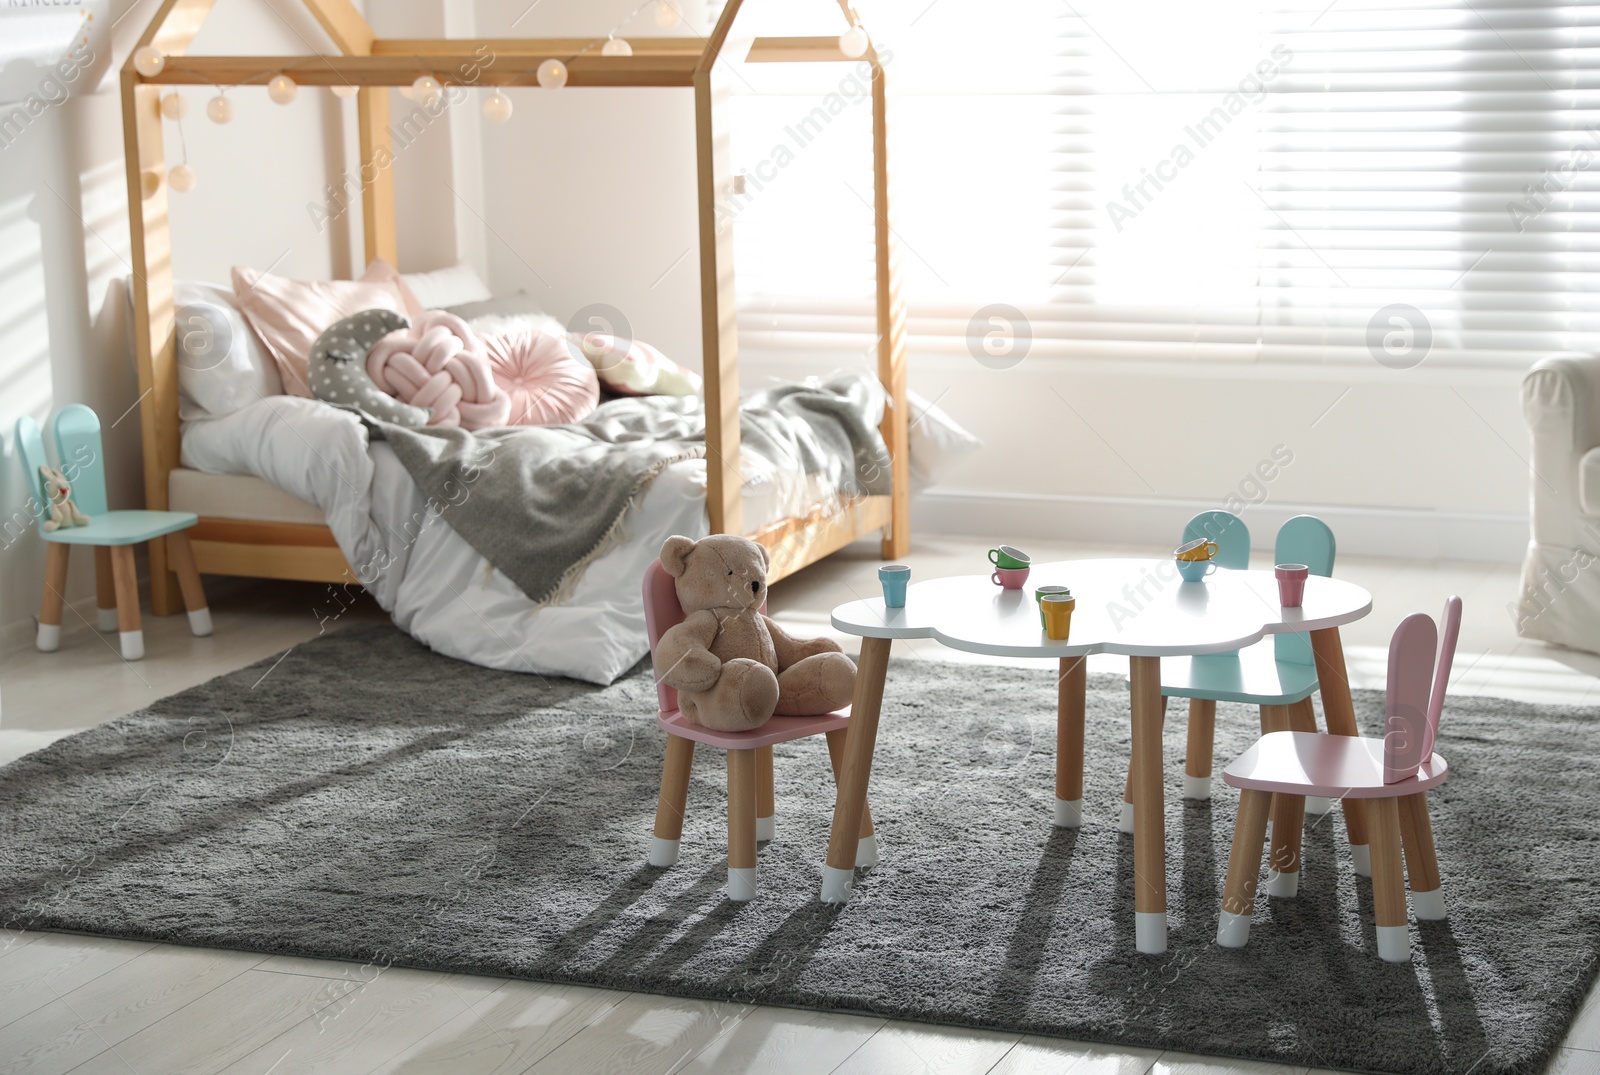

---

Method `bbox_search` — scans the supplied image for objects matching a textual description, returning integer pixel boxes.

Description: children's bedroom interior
[4,0,1600,1072]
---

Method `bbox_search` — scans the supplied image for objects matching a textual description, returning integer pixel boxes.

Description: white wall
[0,0,472,647]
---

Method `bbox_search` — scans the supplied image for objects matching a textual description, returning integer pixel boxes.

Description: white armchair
[1518,356,1600,652]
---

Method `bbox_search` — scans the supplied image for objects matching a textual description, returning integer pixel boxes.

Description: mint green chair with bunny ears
[13,405,211,661]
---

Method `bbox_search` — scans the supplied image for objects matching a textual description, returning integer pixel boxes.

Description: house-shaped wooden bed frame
[123,0,909,615]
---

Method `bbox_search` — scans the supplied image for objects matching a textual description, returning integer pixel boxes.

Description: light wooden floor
[3,533,1599,1074]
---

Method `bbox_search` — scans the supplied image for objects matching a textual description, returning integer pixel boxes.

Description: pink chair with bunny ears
[1216,596,1462,962]
[642,559,874,902]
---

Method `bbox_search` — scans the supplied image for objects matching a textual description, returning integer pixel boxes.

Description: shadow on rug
[1,624,1596,1075]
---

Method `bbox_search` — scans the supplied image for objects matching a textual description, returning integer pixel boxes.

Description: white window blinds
[723,0,1600,370]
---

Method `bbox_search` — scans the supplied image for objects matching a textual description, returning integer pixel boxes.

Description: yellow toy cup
[1034,585,1071,628]
[1041,593,1076,640]
[1175,538,1219,563]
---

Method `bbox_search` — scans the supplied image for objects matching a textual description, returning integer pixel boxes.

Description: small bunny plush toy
[39,465,90,532]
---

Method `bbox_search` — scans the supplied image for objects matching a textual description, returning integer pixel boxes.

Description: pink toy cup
[992,566,1030,590]
[1276,563,1309,607]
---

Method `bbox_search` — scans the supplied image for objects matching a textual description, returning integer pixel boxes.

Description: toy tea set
[1175,537,1309,606]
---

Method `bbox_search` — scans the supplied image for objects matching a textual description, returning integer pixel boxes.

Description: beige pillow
[231,259,422,397]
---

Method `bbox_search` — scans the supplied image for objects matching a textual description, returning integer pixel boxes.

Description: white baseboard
[913,489,1529,564]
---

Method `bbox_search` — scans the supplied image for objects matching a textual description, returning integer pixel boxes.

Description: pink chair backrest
[643,559,687,714]
[641,556,768,716]
[1419,595,1463,762]
[1382,595,1463,782]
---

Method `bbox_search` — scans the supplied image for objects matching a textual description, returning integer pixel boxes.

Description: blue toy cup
[879,564,911,607]
[1176,558,1216,582]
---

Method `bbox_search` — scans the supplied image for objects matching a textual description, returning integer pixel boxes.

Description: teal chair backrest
[1182,511,1250,570]
[1274,514,1337,666]
[13,416,52,534]
[50,404,108,517]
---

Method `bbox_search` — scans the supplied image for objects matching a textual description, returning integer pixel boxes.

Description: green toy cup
[988,545,1031,570]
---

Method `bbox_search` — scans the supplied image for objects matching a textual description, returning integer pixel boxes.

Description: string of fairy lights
[131,0,872,194]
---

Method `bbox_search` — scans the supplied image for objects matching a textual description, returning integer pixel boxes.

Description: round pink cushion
[483,323,599,426]
[365,311,511,429]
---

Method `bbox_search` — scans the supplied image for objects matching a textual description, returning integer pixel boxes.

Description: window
[723,0,1600,369]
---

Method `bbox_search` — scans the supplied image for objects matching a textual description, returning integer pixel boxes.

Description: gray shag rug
[2,625,1597,1075]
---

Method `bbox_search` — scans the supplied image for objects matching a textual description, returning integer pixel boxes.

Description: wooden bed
[122,0,909,615]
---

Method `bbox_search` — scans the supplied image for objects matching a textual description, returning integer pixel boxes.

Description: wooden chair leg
[826,729,878,867]
[1256,704,1303,896]
[1121,695,1167,833]
[727,748,758,901]
[109,545,144,661]
[167,531,213,636]
[649,735,695,867]
[755,745,775,843]
[1183,698,1216,800]
[1218,788,1272,946]
[94,546,117,632]
[1397,791,1446,920]
[1368,796,1411,961]
[36,544,70,652]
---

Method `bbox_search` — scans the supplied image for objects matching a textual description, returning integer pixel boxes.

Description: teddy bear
[39,465,89,531]
[653,534,857,732]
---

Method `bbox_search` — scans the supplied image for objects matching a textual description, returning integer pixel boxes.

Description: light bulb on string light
[169,163,196,193]
[159,92,187,121]
[601,36,633,57]
[206,92,233,123]
[537,59,568,89]
[267,74,297,104]
[482,91,513,124]
[838,25,870,59]
[412,75,442,104]
[654,0,680,29]
[133,46,164,77]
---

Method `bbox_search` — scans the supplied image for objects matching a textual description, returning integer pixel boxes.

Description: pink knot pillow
[483,323,600,426]
[365,311,510,429]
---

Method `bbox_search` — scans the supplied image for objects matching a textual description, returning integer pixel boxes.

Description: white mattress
[169,469,325,525]
[179,394,875,684]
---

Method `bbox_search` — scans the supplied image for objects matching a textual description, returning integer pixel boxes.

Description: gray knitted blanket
[371,375,891,606]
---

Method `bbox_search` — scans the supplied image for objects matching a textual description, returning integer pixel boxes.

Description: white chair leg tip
[1216,910,1252,948]
[1265,870,1300,898]
[755,815,775,843]
[1135,912,1168,955]
[187,608,213,637]
[1376,924,1411,962]
[647,837,680,867]
[1054,798,1083,828]
[35,623,61,652]
[96,608,118,633]
[1351,844,1372,877]
[819,865,855,904]
[726,867,757,902]
[1305,795,1333,816]
[1411,888,1447,920]
[1182,774,1212,800]
[854,834,879,868]
[119,630,144,661]
[1117,802,1135,834]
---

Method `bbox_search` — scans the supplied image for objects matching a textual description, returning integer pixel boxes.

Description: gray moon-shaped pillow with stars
[308,309,429,427]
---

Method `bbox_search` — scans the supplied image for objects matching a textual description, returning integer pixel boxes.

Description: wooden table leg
[1290,695,1333,818]
[1121,695,1166,832]
[821,635,892,903]
[825,730,878,867]
[1055,656,1087,828]
[1259,704,1304,898]
[36,543,70,652]
[1129,654,1167,954]
[1311,626,1370,875]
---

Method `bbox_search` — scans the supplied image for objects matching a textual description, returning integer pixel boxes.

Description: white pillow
[175,282,284,421]
[400,262,492,310]
[905,388,981,491]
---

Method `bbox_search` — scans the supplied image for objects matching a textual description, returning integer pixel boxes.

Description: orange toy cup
[1175,538,1219,562]
[1041,593,1076,640]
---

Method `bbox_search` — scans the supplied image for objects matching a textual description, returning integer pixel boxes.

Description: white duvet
[181,390,883,684]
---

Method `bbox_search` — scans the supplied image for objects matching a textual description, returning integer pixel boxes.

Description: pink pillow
[232,260,423,397]
[365,311,512,429]
[483,323,600,426]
